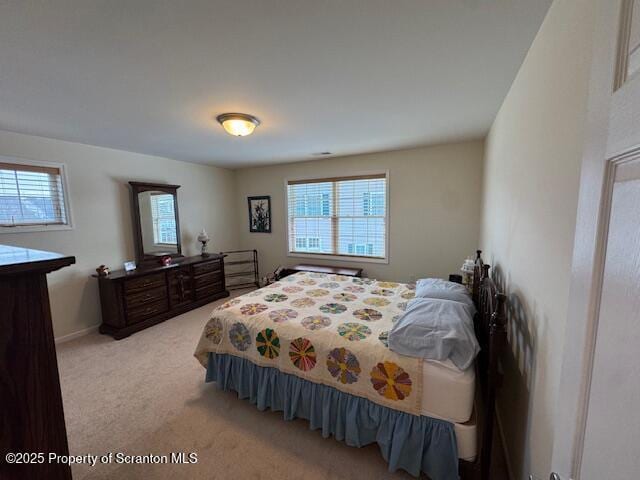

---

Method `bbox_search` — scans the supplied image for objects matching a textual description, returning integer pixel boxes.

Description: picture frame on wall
[248,195,271,233]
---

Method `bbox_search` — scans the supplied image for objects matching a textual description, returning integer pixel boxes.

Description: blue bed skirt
[205,353,459,480]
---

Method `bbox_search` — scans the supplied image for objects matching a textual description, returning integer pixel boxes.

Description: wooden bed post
[480,291,507,480]
[461,252,508,480]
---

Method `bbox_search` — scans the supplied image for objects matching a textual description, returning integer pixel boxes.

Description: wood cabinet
[97,254,228,339]
[0,245,75,480]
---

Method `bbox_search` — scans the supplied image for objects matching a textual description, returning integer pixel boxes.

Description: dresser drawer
[194,270,224,288]
[125,285,167,309]
[195,281,224,300]
[124,273,165,293]
[126,299,168,324]
[192,259,222,276]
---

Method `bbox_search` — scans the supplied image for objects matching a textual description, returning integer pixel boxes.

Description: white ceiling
[0,1,552,168]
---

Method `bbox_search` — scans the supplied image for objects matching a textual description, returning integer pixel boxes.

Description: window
[287,174,387,260]
[363,192,385,216]
[295,192,330,217]
[347,243,374,255]
[0,159,71,231]
[150,194,177,245]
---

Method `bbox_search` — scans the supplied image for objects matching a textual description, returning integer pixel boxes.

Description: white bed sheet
[453,413,477,461]
[421,358,475,423]
[419,359,477,460]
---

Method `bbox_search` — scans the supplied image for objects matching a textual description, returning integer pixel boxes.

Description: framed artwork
[248,195,271,233]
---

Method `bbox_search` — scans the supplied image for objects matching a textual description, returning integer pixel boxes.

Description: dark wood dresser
[0,245,75,480]
[97,254,229,339]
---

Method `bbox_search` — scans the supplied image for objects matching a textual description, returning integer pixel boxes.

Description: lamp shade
[216,113,260,136]
[197,229,210,243]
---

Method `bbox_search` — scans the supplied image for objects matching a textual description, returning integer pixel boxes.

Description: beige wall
[0,133,483,338]
[235,141,484,283]
[0,130,238,338]
[479,0,596,478]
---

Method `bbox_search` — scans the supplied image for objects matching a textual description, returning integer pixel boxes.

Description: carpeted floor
[57,289,508,480]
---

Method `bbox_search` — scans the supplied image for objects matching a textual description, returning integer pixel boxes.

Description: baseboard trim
[55,325,99,344]
[495,406,515,480]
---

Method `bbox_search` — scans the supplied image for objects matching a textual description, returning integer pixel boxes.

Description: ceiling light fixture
[216,113,260,137]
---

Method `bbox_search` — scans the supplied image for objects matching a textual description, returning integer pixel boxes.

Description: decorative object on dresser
[96,254,229,339]
[197,229,210,256]
[129,181,183,267]
[221,249,260,289]
[247,195,271,233]
[96,264,110,276]
[280,263,363,278]
[0,245,75,480]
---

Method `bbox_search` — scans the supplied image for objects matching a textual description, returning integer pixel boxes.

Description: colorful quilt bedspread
[194,272,423,415]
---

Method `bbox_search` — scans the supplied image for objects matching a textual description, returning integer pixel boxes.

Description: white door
[551,0,640,479]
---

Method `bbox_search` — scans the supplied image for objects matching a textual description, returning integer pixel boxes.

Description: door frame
[551,0,640,478]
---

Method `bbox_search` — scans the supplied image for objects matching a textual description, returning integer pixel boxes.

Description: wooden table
[282,263,363,278]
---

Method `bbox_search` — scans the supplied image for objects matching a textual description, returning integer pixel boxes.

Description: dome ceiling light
[216,113,260,137]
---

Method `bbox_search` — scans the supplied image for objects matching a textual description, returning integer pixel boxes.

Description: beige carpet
[57,290,508,480]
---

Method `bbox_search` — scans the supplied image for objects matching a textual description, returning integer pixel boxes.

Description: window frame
[284,170,389,264]
[0,156,74,234]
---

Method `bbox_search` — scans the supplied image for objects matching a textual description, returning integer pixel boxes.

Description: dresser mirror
[130,182,182,265]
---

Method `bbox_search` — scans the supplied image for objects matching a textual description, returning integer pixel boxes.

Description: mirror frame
[129,181,183,266]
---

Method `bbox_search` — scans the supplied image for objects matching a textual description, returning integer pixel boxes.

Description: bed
[194,257,506,480]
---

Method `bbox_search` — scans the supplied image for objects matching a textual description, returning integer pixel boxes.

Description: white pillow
[388,297,479,370]
[415,278,474,309]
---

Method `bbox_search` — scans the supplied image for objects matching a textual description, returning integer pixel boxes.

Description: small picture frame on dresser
[124,261,136,272]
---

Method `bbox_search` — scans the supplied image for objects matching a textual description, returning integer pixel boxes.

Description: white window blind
[150,194,177,245]
[0,162,69,228]
[287,174,387,259]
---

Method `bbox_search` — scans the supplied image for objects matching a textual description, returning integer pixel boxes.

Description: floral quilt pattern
[289,337,317,371]
[256,328,280,359]
[228,322,251,351]
[204,318,223,344]
[301,315,332,331]
[370,361,413,401]
[337,322,372,341]
[195,272,423,415]
[326,347,361,384]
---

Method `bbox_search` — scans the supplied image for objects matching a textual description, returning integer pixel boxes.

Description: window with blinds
[0,161,70,228]
[287,174,387,259]
[150,194,177,245]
